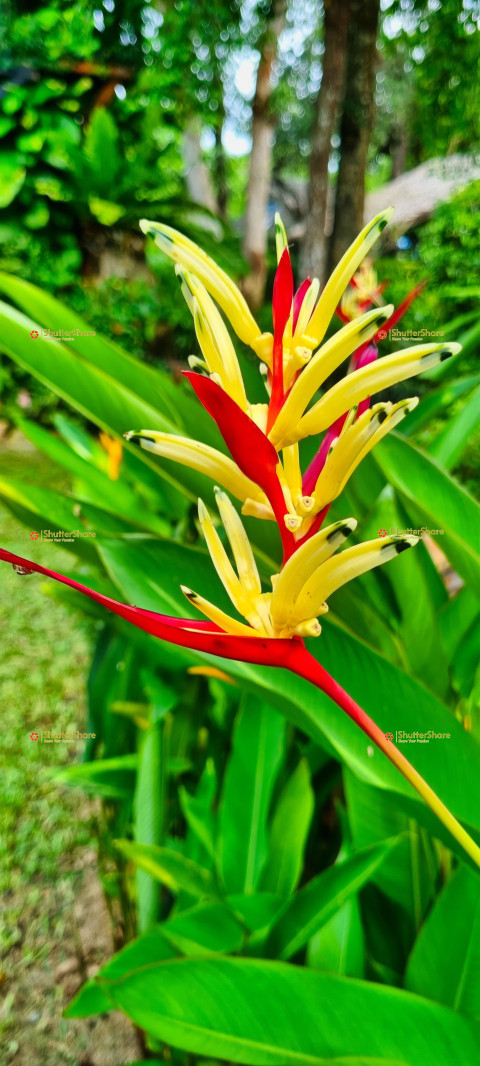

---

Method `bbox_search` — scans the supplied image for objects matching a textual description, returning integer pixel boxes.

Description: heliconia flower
[2,539,479,869]
[185,491,417,640]
[338,258,389,321]
[136,212,458,543]
[3,211,477,867]
[184,492,419,640]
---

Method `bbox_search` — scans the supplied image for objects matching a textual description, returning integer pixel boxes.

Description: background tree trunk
[242,0,286,310]
[182,116,218,214]
[299,0,351,286]
[328,0,380,272]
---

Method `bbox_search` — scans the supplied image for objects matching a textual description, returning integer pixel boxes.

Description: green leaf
[307,897,365,978]
[405,864,480,1019]
[428,385,480,470]
[219,694,285,894]
[0,477,100,561]
[64,929,175,1018]
[114,841,222,901]
[96,538,480,848]
[373,433,480,598]
[161,901,244,955]
[398,375,480,438]
[98,955,480,1065]
[451,615,480,698]
[134,721,165,930]
[88,195,125,225]
[0,273,217,446]
[227,893,285,933]
[0,157,26,206]
[0,299,178,440]
[14,417,167,534]
[52,755,138,799]
[179,763,216,862]
[261,759,314,897]
[266,840,398,961]
[344,770,437,926]
[360,490,449,699]
[438,587,480,665]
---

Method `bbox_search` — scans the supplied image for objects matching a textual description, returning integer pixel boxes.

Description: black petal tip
[327,523,353,541]
[395,540,413,553]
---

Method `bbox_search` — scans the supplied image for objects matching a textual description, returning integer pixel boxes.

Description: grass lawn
[0,442,98,1063]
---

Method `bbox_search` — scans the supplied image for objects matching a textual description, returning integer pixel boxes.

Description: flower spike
[3,210,477,871]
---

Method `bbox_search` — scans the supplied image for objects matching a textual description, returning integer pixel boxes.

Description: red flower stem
[287,643,480,868]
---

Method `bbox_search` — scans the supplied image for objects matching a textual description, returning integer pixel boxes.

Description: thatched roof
[271,154,480,242]
[365,154,480,242]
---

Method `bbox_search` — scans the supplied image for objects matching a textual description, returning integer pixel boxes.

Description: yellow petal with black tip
[213,488,261,598]
[312,398,419,512]
[180,586,261,637]
[289,535,418,625]
[293,279,320,344]
[197,498,244,610]
[181,270,247,410]
[306,208,394,347]
[275,212,288,264]
[124,431,265,506]
[140,219,261,348]
[269,305,393,447]
[271,518,357,628]
[191,299,227,382]
[280,341,462,447]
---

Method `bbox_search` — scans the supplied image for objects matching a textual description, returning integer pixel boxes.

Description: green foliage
[81,954,480,1065]
[377,0,480,168]
[2,263,480,1063]
[417,182,480,311]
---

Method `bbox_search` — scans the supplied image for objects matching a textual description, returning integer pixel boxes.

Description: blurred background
[0,0,479,420]
[1,2,480,1065]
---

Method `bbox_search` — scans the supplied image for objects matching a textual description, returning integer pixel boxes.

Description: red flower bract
[183,370,295,557]
[0,547,298,668]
